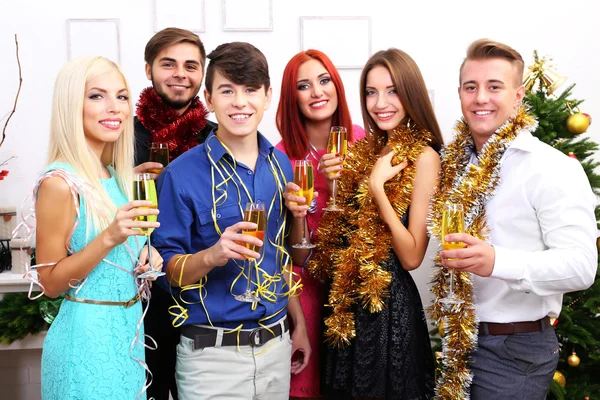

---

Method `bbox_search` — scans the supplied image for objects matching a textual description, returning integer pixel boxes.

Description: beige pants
[175,329,292,400]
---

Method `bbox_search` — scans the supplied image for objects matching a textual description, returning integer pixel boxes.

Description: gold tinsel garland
[427,106,537,399]
[308,124,433,347]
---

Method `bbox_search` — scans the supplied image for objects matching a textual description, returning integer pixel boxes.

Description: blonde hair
[47,56,134,233]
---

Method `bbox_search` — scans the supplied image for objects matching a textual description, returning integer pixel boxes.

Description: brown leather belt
[182,316,289,349]
[64,292,142,308]
[479,316,551,335]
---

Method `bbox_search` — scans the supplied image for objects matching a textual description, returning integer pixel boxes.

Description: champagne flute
[292,160,316,249]
[148,142,169,174]
[323,126,348,212]
[439,202,465,306]
[234,202,265,303]
[133,173,165,279]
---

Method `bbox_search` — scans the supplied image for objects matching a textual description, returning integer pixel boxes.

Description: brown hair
[359,48,443,152]
[459,39,524,86]
[205,42,270,94]
[144,27,206,67]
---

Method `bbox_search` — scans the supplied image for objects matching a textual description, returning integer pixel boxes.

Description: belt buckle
[248,328,264,347]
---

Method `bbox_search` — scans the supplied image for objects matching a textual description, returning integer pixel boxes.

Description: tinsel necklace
[427,106,537,400]
[308,123,433,347]
[136,87,208,160]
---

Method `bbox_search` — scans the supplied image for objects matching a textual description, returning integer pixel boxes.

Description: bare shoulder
[37,176,73,201]
[416,146,441,170]
[36,176,77,227]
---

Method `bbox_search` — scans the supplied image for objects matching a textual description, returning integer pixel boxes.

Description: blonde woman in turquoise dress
[34,56,163,400]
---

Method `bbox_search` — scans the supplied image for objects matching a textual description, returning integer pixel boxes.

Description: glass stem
[147,234,153,270]
[331,179,338,207]
[301,216,308,244]
[245,260,253,293]
[448,269,455,297]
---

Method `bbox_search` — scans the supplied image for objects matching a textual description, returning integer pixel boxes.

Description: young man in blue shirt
[152,41,310,400]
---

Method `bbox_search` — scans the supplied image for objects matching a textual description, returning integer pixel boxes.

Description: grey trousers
[470,327,559,400]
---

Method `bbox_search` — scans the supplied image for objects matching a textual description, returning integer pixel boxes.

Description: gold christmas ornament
[553,370,566,387]
[438,319,445,336]
[567,113,590,134]
[523,54,567,95]
[567,351,580,367]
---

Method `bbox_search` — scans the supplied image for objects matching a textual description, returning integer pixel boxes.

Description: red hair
[276,50,355,160]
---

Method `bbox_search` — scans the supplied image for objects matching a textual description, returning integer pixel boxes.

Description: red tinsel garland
[136,87,209,160]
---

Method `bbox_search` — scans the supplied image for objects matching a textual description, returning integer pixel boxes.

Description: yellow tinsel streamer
[427,106,537,399]
[308,124,433,347]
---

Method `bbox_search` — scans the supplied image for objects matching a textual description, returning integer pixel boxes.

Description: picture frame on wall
[154,0,206,33]
[66,19,121,63]
[300,16,372,69]
[222,0,273,31]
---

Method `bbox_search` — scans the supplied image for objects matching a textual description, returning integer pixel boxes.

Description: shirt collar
[204,129,274,161]
[509,130,536,152]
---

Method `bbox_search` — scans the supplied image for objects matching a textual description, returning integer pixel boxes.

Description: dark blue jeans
[470,327,559,400]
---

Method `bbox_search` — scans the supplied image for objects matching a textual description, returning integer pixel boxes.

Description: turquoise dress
[41,162,147,400]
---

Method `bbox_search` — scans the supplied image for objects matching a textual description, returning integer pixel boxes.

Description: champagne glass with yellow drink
[148,142,169,175]
[292,160,316,249]
[133,173,165,279]
[323,126,347,212]
[234,202,265,303]
[439,202,465,305]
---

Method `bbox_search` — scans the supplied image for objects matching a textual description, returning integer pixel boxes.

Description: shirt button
[247,170,253,175]
[216,213,221,219]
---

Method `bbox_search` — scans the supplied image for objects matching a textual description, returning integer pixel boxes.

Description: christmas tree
[524,51,600,400]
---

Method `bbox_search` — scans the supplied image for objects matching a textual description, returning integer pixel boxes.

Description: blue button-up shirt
[152,131,293,328]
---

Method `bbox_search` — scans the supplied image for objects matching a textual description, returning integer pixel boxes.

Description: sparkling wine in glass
[148,142,169,174]
[234,202,265,302]
[439,202,465,306]
[323,126,347,212]
[133,173,165,279]
[292,160,315,249]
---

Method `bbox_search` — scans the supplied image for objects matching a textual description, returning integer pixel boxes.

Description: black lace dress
[322,221,435,399]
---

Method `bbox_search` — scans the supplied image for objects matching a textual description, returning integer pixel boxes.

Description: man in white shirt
[439,39,597,399]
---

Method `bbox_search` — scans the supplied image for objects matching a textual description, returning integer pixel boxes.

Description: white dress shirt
[473,131,597,323]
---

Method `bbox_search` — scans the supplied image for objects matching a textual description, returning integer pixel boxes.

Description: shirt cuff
[489,245,522,282]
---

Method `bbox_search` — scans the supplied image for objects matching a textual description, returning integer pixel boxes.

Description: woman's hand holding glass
[133,173,165,279]
[318,152,344,178]
[284,161,320,250]
[102,200,160,248]
[284,181,319,219]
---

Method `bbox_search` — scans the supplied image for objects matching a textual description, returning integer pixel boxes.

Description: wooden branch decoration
[0,34,23,148]
[0,155,15,167]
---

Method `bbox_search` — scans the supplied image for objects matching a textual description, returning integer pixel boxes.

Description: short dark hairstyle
[205,42,270,94]
[459,39,524,86]
[144,27,206,68]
